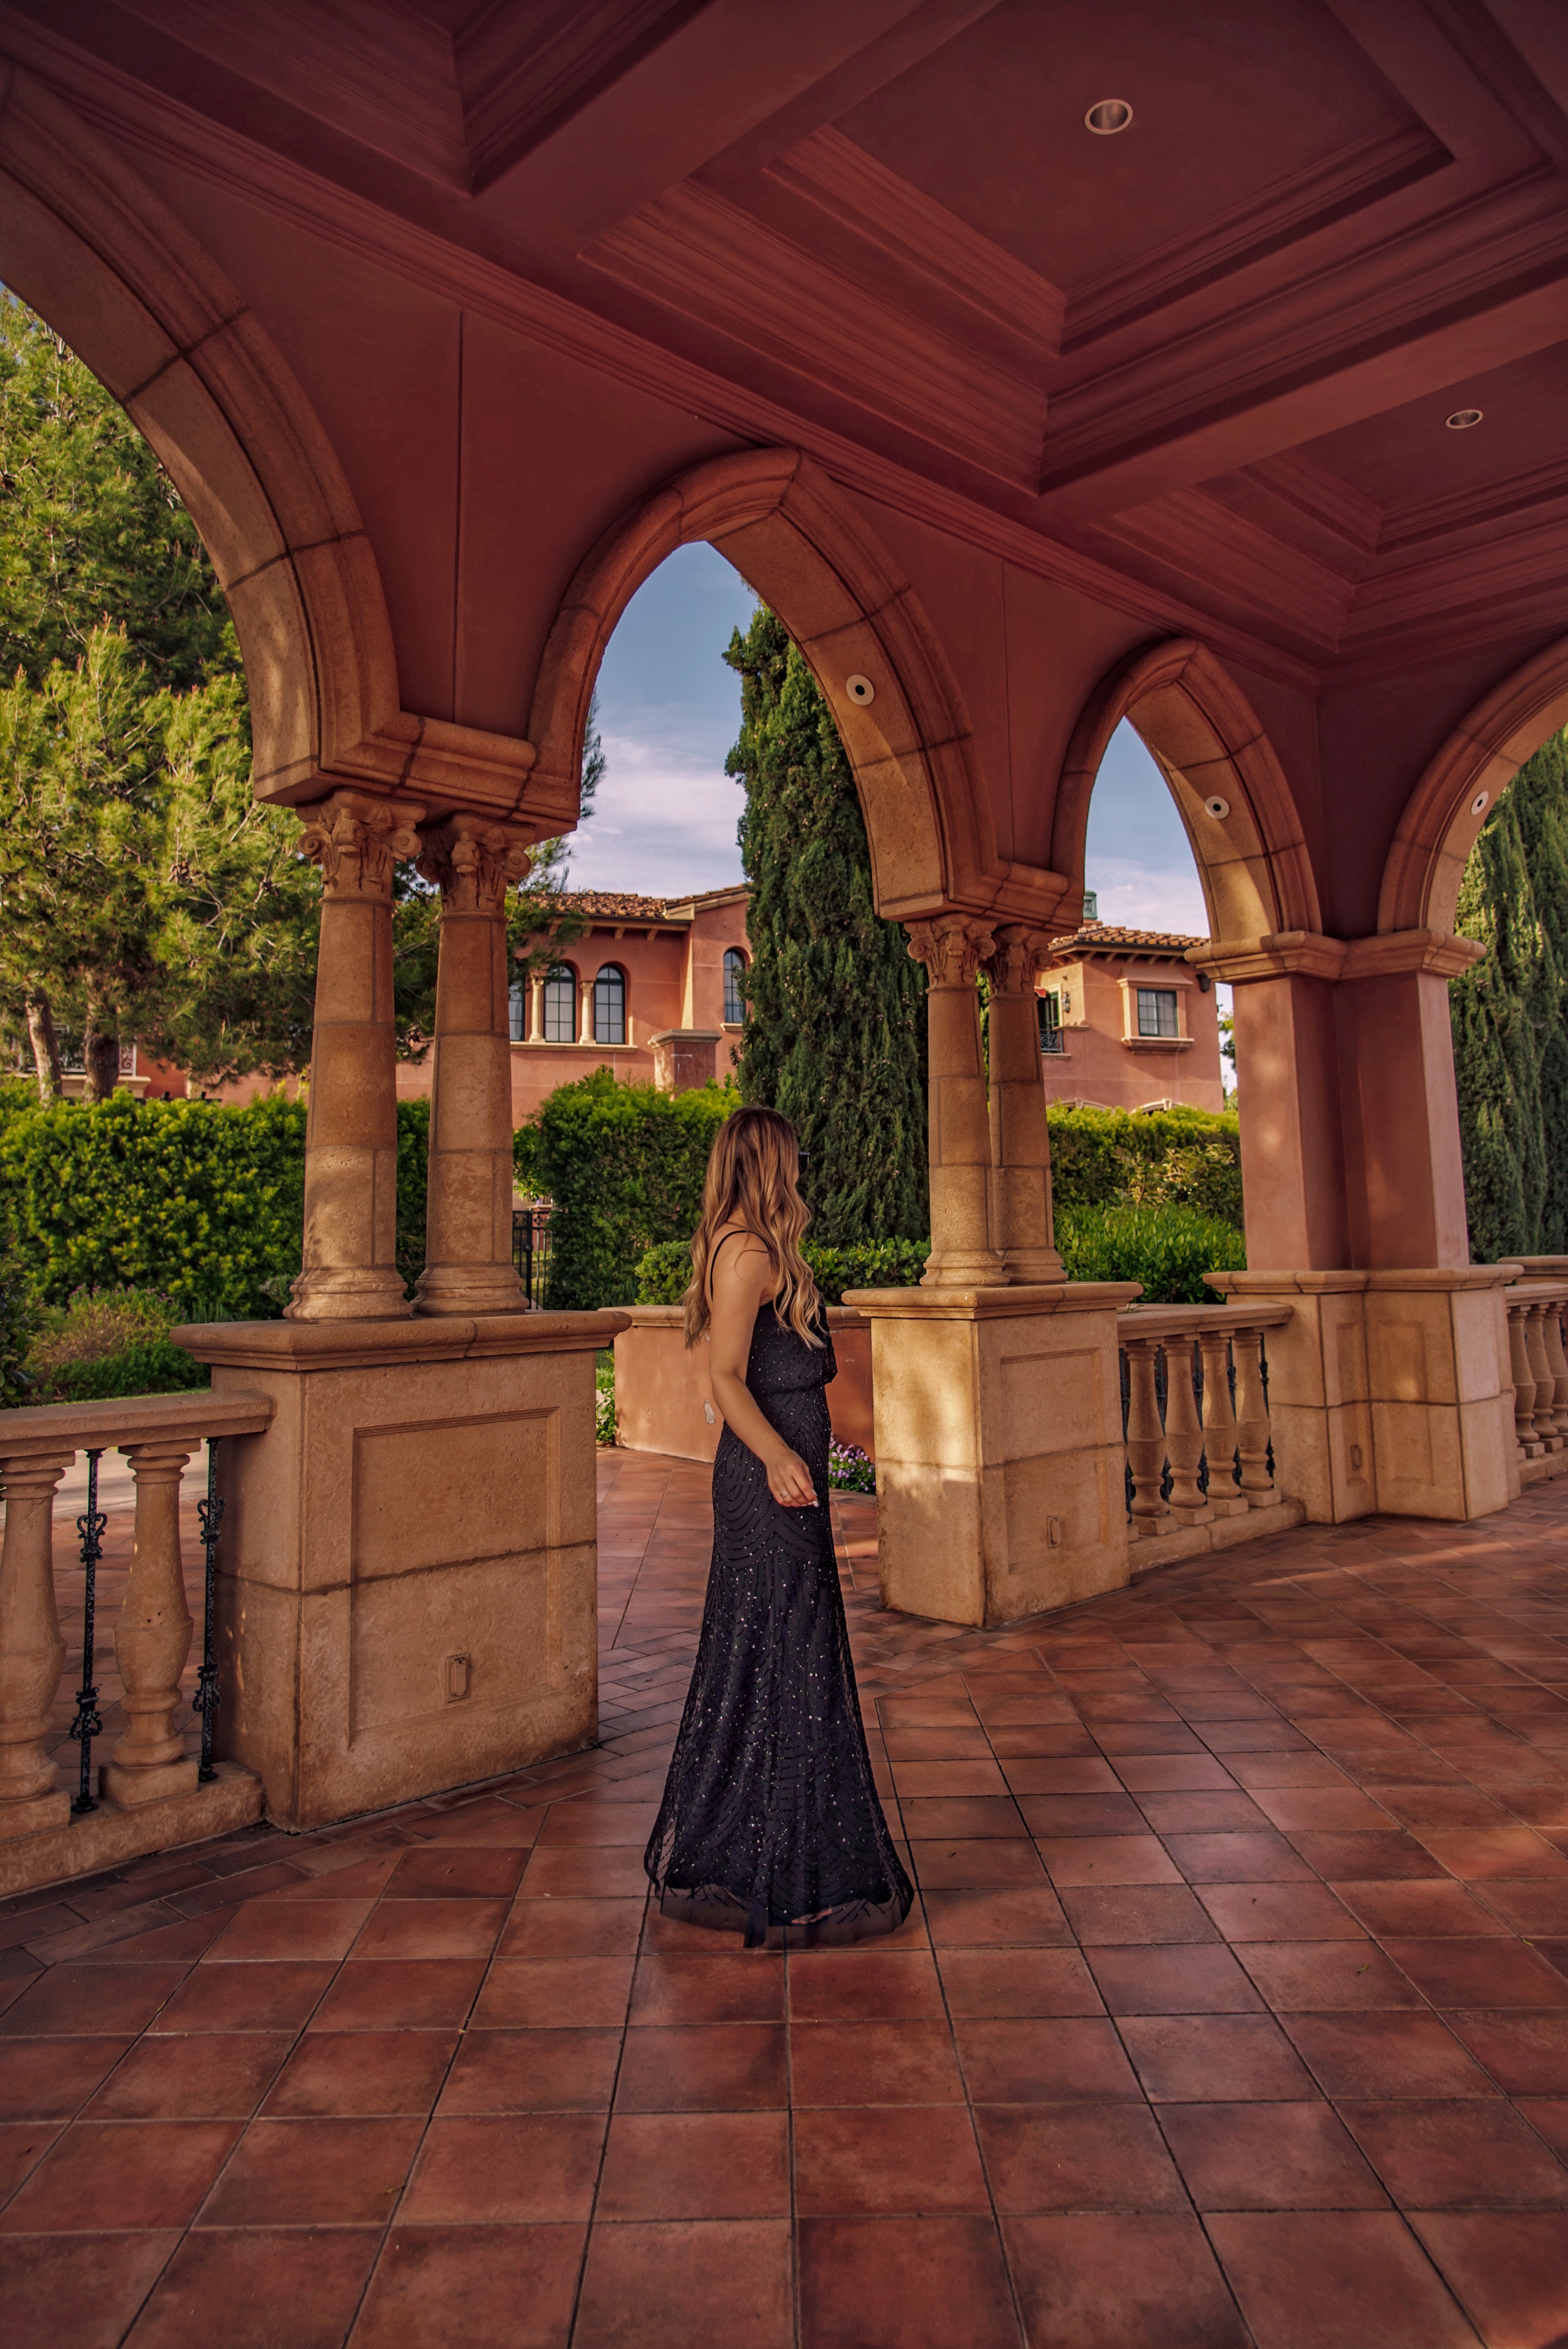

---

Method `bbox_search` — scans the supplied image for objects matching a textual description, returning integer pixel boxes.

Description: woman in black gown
[645,1105,913,1949]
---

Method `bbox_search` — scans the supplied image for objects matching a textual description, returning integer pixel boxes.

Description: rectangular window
[1037,991,1064,1053]
[1136,988,1180,1039]
[543,967,576,1043]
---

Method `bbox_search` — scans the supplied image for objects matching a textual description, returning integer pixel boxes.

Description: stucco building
[1036,922,1226,1114]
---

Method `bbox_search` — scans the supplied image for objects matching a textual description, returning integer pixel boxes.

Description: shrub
[521,1070,738,1310]
[1112,1140,1244,1227]
[634,1234,930,1306]
[24,1286,209,1403]
[1056,1203,1246,1303]
[594,1359,616,1447]
[0,1091,434,1318]
[0,1280,37,1406]
[828,1439,875,1493]
[1047,1105,1241,1221]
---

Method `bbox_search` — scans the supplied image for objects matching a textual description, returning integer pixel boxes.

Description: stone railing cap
[842,1281,1142,1317]
[0,1387,274,1461]
[173,1312,629,1372]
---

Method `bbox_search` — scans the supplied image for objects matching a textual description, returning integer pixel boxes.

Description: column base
[100,1756,200,1809]
[843,1281,1140,1627]
[286,1268,413,1322]
[173,1309,629,1830]
[1004,1250,1066,1282]
[414,1263,527,1317]
[921,1252,1010,1288]
[1203,1268,1519,1523]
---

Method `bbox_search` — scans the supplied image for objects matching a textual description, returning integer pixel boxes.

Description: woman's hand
[765,1445,818,1509]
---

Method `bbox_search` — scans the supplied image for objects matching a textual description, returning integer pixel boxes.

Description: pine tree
[724,607,928,1244]
[1450,727,1568,1259]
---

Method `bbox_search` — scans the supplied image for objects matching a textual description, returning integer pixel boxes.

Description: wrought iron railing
[512,1205,553,1305]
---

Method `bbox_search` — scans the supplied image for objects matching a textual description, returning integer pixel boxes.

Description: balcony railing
[0,1389,272,1887]
[1117,1302,1293,1541]
[1504,1279,1568,1468]
[512,1205,553,1305]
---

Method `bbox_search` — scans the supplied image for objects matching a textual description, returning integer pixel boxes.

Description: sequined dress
[645,1298,914,1949]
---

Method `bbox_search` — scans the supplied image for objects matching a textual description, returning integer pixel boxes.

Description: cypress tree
[1450,727,1568,1259]
[724,607,929,1244]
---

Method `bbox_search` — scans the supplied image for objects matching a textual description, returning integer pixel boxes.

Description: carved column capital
[297,791,424,902]
[416,813,534,915]
[906,915,996,989]
[985,925,1054,996]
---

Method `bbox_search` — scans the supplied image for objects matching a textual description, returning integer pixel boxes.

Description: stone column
[0,1451,71,1839]
[287,791,424,1322]
[578,967,595,1045]
[526,969,545,1043]
[415,814,533,1317]
[985,926,1063,1281]
[1335,932,1483,1271]
[102,1440,200,1806]
[906,916,1007,1287]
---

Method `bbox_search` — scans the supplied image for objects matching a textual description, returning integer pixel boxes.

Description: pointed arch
[527,446,1062,923]
[0,64,532,819]
[1379,634,1568,935]
[1051,637,1321,945]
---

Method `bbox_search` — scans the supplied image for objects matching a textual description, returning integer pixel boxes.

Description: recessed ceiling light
[1446,408,1483,430]
[1085,99,1133,135]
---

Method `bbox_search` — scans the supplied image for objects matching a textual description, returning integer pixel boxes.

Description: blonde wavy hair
[684,1105,821,1348]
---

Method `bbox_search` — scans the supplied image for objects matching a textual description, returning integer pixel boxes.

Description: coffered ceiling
[5,0,1567,685]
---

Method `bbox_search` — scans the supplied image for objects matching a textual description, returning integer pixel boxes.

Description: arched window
[508,980,526,1042]
[723,947,747,1025]
[543,963,577,1043]
[594,964,626,1045]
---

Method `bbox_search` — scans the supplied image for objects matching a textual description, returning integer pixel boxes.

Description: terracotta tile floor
[5,1450,1568,2344]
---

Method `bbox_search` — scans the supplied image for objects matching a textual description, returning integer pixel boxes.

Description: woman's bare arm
[706,1231,818,1508]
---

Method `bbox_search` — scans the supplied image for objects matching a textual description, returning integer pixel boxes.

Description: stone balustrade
[1503,1278,1568,1479]
[0,1389,273,1896]
[1116,1301,1300,1571]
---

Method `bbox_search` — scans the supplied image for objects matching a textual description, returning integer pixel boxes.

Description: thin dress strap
[705,1225,752,1305]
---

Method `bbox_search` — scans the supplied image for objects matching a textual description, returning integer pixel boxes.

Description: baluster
[1198,1330,1247,1515]
[69,1450,108,1815]
[1508,1304,1543,1458]
[192,1445,224,1784]
[1540,1299,1568,1442]
[1163,1335,1210,1521]
[0,1448,73,1837]
[1234,1328,1277,1501]
[102,1439,198,1807]
[1123,1338,1169,1531]
[1524,1306,1561,1450]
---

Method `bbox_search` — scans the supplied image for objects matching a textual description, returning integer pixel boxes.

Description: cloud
[567,730,744,896]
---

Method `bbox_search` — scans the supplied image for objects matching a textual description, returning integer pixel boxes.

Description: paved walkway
[4,1453,1568,2346]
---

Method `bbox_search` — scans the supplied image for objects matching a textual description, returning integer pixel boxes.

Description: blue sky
[572,541,1209,937]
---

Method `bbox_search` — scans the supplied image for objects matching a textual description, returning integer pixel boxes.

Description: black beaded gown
[645,1298,914,1949]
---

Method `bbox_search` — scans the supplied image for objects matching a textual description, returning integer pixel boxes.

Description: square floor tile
[1207,2212,1479,2348]
[351,2222,584,2349]
[350,1899,509,1961]
[1339,2097,1568,2207]
[1001,2213,1249,2349]
[1383,1938,1568,2009]
[473,1954,635,2030]
[1087,1944,1265,2016]
[797,2215,1019,2349]
[200,2114,423,2225]
[1239,1942,1425,2011]
[954,2018,1142,2104]
[0,2035,134,2121]
[1120,2014,1317,2102]
[786,1950,942,2022]
[1410,2212,1568,2349]
[1333,1882,1504,1938]
[596,2109,789,2218]
[123,2225,381,2349]
[908,1840,1047,1888]
[307,1960,484,2033]
[1196,1882,1364,1940]
[205,1901,372,1962]
[1036,1836,1182,1887]
[793,2104,989,2215]
[790,2019,964,2106]
[0,2232,176,2349]
[91,2034,292,2120]
[1416,1828,1568,1880]
[385,1845,528,1898]
[1058,1884,1220,1945]
[1282,2012,1500,2099]
[0,2117,239,2233]
[400,2113,604,2223]
[921,1886,1071,1946]
[575,2218,792,2349]
[1160,2101,1386,2211]
[438,2028,620,2114]
[938,1946,1102,2018]
[615,2022,786,2111]
[2,1964,189,2039]
[974,2103,1185,2214]
[1164,1832,1318,1883]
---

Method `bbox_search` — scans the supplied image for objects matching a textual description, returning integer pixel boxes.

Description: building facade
[398,883,751,1125]
[1036,923,1226,1114]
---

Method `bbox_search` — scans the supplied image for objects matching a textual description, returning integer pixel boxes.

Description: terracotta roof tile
[1048,922,1203,951]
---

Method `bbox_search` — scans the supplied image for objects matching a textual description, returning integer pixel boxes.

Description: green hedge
[1047,1105,1241,1220]
[635,1235,930,1306]
[1055,1203,1246,1302]
[519,1070,738,1310]
[24,1286,209,1403]
[0,1091,432,1321]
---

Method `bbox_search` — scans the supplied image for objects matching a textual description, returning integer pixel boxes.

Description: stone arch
[1051,637,1322,944]
[1378,634,1568,935]
[0,65,531,818]
[527,447,1043,924]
